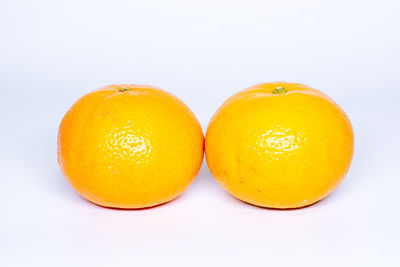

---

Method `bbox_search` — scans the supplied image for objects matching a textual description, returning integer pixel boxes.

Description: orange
[58,84,204,209]
[205,82,354,209]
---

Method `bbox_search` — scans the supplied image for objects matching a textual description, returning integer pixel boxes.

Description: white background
[1,0,399,266]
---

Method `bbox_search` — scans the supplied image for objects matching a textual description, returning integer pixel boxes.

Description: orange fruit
[58,84,204,209]
[205,82,354,209]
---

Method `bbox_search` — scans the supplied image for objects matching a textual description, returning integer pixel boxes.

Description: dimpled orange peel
[58,84,204,209]
[205,82,354,209]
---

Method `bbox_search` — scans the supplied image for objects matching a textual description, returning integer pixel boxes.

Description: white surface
[1,0,400,266]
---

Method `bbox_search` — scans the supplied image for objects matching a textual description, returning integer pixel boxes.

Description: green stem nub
[272,86,287,94]
[119,87,130,92]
